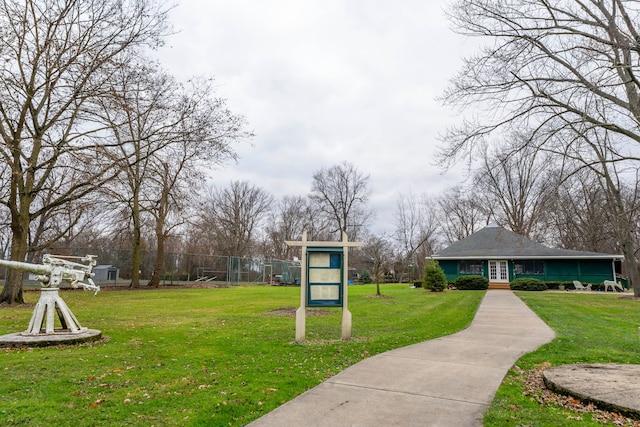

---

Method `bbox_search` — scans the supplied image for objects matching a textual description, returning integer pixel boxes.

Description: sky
[154,0,478,234]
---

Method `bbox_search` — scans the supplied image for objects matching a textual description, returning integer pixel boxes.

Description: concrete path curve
[248,290,555,427]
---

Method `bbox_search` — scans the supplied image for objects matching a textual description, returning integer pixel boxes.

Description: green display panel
[306,248,343,307]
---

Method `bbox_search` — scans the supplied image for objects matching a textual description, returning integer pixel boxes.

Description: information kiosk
[286,232,362,342]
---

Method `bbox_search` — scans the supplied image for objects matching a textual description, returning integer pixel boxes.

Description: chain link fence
[33,248,302,287]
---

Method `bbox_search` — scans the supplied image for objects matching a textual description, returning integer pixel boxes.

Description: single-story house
[432,224,624,289]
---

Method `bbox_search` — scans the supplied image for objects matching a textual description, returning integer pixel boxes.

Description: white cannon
[0,254,100,294]
[0,255,100,337]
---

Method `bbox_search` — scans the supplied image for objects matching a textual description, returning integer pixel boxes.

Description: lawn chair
[573,280,592,291]
[603,280,624,292]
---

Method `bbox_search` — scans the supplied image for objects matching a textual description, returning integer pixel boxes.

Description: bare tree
[28,185,100,256]
[95,63,169,288]
[440,1,640,163]
[262,195,335,260]
[437,186,491,244]
[200,181,273,257]
[393,191,438,281]
[264,196,309,260]
[47,198,112,251]
[302,199,332,241]
[145,159,190,288]
[549,170,618,252]
[558,130,640,292]
[440,0,640,295]
[99,64,246,288]
[310,161,373,241]
[473,140,555,241]
[362,233,394,296]
[0,0,169,303]
[145,80,248,288]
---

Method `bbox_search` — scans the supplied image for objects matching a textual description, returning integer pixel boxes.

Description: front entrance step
[489,282,511,290]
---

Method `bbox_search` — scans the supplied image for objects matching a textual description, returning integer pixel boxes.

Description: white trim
[488,260,509,282]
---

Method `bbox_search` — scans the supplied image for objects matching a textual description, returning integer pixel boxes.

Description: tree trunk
[0,239,28,304]
[148,233,165,288]
[148,180,169,288]
[0,192,31,304]
[621,240,640,298]
[130,225,141,288]
[602,174,640,297]
[129,186,142,288]
[1,268,25,304]
[0,235,28,304]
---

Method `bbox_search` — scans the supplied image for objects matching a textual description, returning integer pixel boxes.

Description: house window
[514,260,544,275]
[459,261,483,275]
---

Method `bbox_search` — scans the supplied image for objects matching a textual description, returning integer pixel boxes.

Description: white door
[489,260,509,282]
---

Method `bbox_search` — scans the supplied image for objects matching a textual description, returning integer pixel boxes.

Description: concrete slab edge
[0,329,102,348]
[543,364,640,419]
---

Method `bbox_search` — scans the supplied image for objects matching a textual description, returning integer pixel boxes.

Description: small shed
[432,224,623,289]
[93,265,119,281]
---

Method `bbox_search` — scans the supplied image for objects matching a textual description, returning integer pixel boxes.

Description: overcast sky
[154,0,478,234]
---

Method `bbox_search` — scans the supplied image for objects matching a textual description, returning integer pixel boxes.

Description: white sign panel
[309,268,341,283]
[309,253,330,268]
[310,285,340,301]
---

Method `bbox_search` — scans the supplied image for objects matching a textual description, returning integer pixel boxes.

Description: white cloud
[155,0,476,233]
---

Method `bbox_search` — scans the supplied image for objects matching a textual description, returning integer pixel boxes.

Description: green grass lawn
[0,284,484,426]
[485,292,640,427]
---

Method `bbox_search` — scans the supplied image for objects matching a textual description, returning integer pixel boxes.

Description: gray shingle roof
[433,224,622,260]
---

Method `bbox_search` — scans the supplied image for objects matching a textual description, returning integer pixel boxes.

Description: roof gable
[433,224,621,260]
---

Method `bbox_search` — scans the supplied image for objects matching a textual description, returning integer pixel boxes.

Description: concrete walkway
[248,290,556,427]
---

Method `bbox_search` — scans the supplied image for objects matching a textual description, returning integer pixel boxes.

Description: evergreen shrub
[455,275,489,290]
[510,278,547,291]
[423,259,447,292]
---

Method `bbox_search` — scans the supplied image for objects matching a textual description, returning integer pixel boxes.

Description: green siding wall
[439,259,487,282]
[439,260,459,282]
[541,259,614,283]
[437,258,616,284]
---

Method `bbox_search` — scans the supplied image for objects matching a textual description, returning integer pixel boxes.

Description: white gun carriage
[0,255,101,342]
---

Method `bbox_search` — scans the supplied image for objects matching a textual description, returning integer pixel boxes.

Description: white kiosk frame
[286,231,362,342]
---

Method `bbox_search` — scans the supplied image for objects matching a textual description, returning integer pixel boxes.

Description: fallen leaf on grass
[88,399,104,409]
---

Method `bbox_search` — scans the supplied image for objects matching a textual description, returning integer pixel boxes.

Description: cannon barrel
[0,258,52,276]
